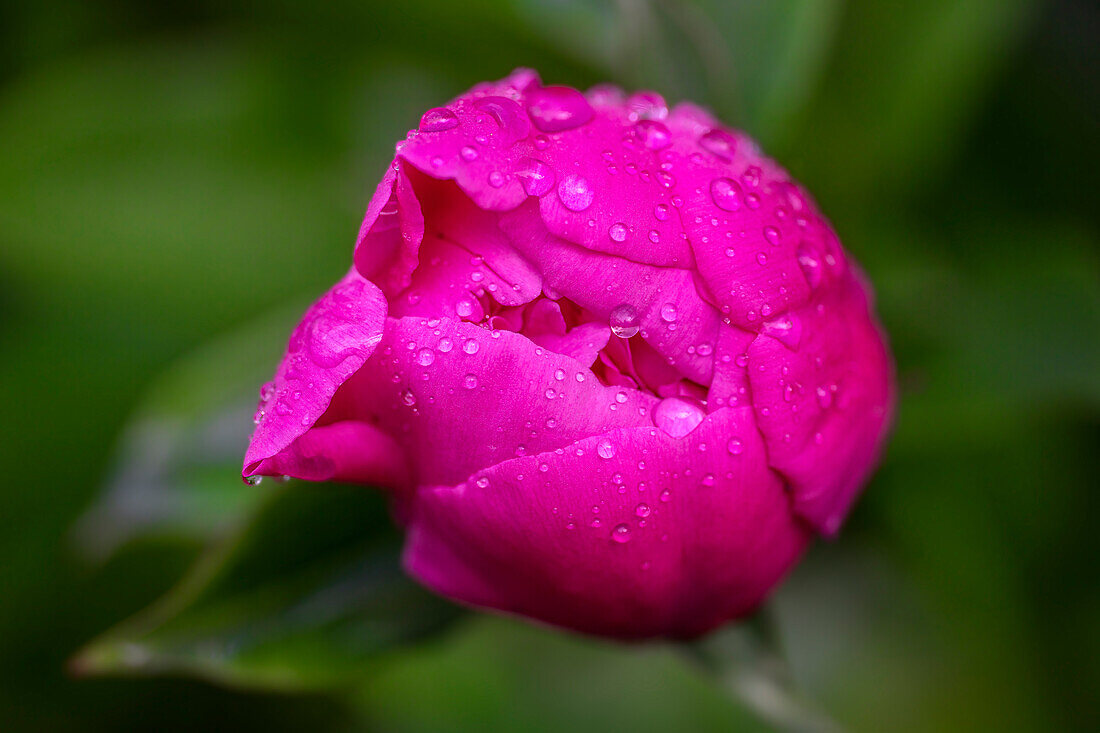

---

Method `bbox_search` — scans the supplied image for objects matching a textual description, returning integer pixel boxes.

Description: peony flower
[243,69,893,638]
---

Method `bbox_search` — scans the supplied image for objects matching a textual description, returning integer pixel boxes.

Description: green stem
[683,610,844,733]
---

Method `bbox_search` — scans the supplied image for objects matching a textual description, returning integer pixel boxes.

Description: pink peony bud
[243,69,894,638]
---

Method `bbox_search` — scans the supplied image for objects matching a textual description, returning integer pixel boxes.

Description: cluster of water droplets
[399,82,862,548]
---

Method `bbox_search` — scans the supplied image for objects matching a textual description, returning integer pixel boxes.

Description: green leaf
[72,303,308,561]
[514,0,844,142]
[780,0,1035,204]
[73,482,464,691]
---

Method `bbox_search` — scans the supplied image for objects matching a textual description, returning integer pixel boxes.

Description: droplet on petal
[699,129,737,160]
[626,91,668,120]
[653,397,706,438]
[526,86,594,132]
[608,304,640,338]
[419,107,459,132]
[634,119,671,150]
[797,242,823,289]
[760,313,803,350]
[557,174,594,211]
[517,157,555,197]
[710,177,743,212]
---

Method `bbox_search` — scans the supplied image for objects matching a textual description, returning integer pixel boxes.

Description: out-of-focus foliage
[75,481,463,690]
[0,0,1096,731]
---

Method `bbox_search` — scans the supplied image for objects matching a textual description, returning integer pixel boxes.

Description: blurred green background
[0,0,1097,730]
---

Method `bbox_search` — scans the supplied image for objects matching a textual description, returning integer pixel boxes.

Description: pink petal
[389,77,691,267]
[531,322,612,368]
[746,273,894,534]
[326,316,658,488]
[353,161,425,298]
[249,420,410,488]
[658,105,829,330]
[402,406,812,638]
[706,324,757,410]
[499,200,719,385]
[243,269,388,477]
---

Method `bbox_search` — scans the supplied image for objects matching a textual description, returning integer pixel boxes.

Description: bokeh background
[0,0,1097,730]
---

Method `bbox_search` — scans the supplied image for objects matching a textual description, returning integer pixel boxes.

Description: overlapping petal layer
[243,69,894,637]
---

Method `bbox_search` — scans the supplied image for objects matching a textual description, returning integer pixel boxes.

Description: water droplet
[557,174,594,211]
[696,342,713,356]
[488,171,505,188]
[701,474,715,487]
[760,314,803,350]
[609,304,640,338]
[526,86,594,132]
[416,347,435,366]
[727,438,743,455]
[455,300,474,318]
[710,177,743,212]
[654,203,670,221]
[609,222,629,242]
[611,523,632,543]
[460,146,478,161]
[473,96,527,136]
[475,476,490,488]
[400,388,417,406]
[419,107,459,132]
[259,381,275,402]
[463,373,478,389]
[763,226,781,246]
[517,157,555,196]
[635,503,651,518]
[634,119,671,150]
[659,489,671,502]
[699,129,737,160]
[797,242,823,288]
[463,339,480,355]
[597,438,616,459]
[626,91,668,120]
[660,303,678,322]
[653,397,706,438]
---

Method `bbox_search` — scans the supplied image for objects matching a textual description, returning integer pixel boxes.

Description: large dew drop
[699,129,737,160]
[634,120,671,150]
[419,107,459,132]
[609,304,640,338]
[653,397,706,438]
[709,177,743,212]
[557,174,594,211]
[526,86,594,132]
[517,157,555,197]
